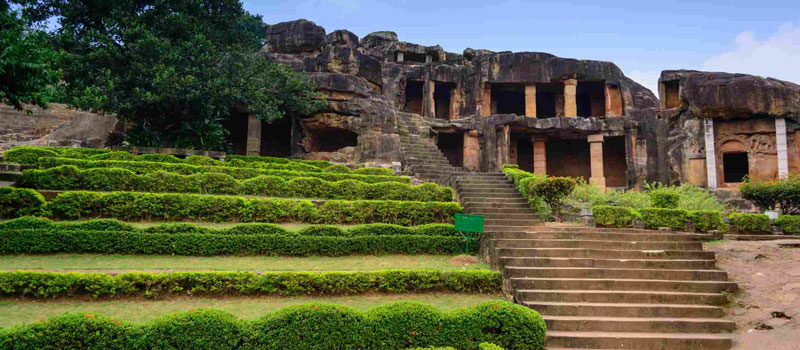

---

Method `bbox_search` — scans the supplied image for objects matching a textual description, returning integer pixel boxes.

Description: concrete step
[0,172,21,182]
[517,231,712,242]
[498,257,718,270]
[466,213,539,220]
[458,189,520,195]
[467,208,537,215]
[495,248,715,260]
[545,331,732,350]
[505,267,728,281]
[543,315,736,333]
[494,239,703,250]
[486,225,543,232]
[515,289,728,306]
[510,278,738,293]
[484,219,542,227]
[523,301,725,318]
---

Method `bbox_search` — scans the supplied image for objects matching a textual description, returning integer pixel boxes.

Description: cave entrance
[404,80,424,115]
[546,137,591,179]
[436,132,464,167]
[514,134,534,173]
[603,136,627,188]
[491,83,526,115]
[403,52,428,63]
[535,83,563,118]
[434,82,455,120]
[723,152,749,183]
[577,81,606,117]
[306,127,358,153]
[261,117,293,157]
[224,109,250,155]
[664,80,680,109]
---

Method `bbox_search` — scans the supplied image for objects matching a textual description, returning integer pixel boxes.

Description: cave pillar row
[588,133,606,190]
[703,118,718,189]
[776,118,789,179]
[564,79,578,117]
[525,84,537,117]
[246,114,261,156]
[532,135,546,175]
[463,130,481,171]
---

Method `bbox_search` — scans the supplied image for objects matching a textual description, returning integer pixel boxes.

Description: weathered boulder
[307,73,379,98]
[263,19,326,54]
[305,46,382,86]
[325,30,359,48]
[359,31,398,49]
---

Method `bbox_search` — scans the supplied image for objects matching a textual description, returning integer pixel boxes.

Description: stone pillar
[246,114,261,156]
[481,83,491,117]
[463,130,480,171]
[450,88,461,119]
[423,79,435,118]
[533,136,547,175]
[588,133,605,189]
[776,118,789,179]
[425,55,432,63]
[525,84,537,117]
[605,85,623,117]
[396,51,404,62]
[703,118,718,189]
[497,125,510,170]
[564,79,578,117]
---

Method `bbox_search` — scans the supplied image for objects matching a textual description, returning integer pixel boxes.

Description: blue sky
[244,0,800,94]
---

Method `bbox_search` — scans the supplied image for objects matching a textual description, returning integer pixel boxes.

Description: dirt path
[707,240,800,350]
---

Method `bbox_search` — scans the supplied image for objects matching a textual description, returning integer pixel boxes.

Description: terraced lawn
[0,293,504,328]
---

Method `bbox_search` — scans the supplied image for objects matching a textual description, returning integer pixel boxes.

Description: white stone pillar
[704,118,718,189]
[776,118,789,179]
[396,52,404,62]
[425,55,432,63]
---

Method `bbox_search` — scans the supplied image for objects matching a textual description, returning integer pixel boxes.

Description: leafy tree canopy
[14,0,324,151]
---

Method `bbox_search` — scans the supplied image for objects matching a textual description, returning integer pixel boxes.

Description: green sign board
[455,213,484,233]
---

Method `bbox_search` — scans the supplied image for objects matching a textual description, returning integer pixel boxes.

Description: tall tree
[15,0,322,151]
[0,2,58,110]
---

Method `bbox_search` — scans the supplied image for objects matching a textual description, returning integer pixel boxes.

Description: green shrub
[592,205,640,227]
[81,168,138,191]
[137,309,244,350]
[530,177,576,220]
[479,343,505,350]
[4,146,59,165]
[298,225,349,236]
[324,164,352,173]
[0,216,53,230]
[184,155,220,166]
[649,189,679,209]
[18,165,82,190]
[348,223,412,236]
[740,176,800,215]
[89,151,135,161]
[137,153,182,163]
[138,171,200,193]
[331,179,366,199]
[223,223,289,235]
[353,167,393,176]
[195,173,240,194]
[775,215,800,234]
[0,270,500,298]
[250,303,365,350]
[413,223,459,237]
[240,175,287,196]
[448,301,546,350]
[729,213,772,233]
[0,187,46,218]
[58,219,137,232]
[364,302,446,349]
[141,223,214,235]
[0,312,129,350]
[689,210,726,232]
[286,177,333,198]
[639,208,688,230]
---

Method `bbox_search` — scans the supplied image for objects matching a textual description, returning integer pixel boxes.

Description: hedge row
[0,229,474,256]
[0,302,543,350]
[776,215,800,234]
[19,165,451,201]
[0,270,500,298]
[0,217,459,237]
[4,146,109,165]
[728,213,772,233]
[39,157,409,183]
[592,205,726,232]
[227,153,331,168]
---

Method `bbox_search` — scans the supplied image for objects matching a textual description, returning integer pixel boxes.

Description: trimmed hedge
[226,154,331,168]
[0,302,543,350]
[688,210,726,232]
[0,187,45,219]
[775,215,800,234]
[649,189,679,209]
[38,158,410,183]
[0,270,500,298]
[729,213,772,234]
[0,230,473,256]
[639,208,688,230]
[354,167,394,176]
[37,191,461,225]
[4,146,109,165]
[592,205,640,227]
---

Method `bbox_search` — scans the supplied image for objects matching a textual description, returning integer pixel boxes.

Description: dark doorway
[224,110,250,155]
[491,83,525,115]
[546,138,591,180]
[434,82,455,120]
[515,136,534,173]
[577,81,605,117]
[536,83,562,118]
[404,81,424,115]
[603,136,627,188]
[436,132,464,167]
[403,52,428,63]
[306,127,358,153]
[723,152,749,183]
[664,80,680,109]
[261,117,293,157]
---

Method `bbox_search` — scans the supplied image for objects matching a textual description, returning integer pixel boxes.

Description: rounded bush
[137,154,181,163]
[195,173,240,194]
[142,223,214,235]
[364,302,446,349]
[89,152,135,161]
[0,187,46,218]
[413,224,458,236]
[448,301,546,350]
[286,177,333,198]
[249,303,366,350]
[18,165,81,190]
[81,168,138,191]
[240,176,287,196]
[138,171,199,193]
[776,215,800,234]
[729,212,772,233]
[59,219,137,231]
[0,216,53,230]
[224,223,290,235]
[348,223,412,236]
[332,180,367,199]
[324,164,352,173]
[0,312,129,350]
[298,225,348,236]
[137,309,243,350]
[4,146,59,165]
[649,189,679,209]
[184,155,220,166]
[353,167,393,176]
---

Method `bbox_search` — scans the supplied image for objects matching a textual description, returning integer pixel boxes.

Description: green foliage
[775,215,800,234]
[19,0,323,151]
[729,213,772,233]
[0,312,129,350]
[592,205,641,227]
[688,210,726,232]
[137,309,244,350]
[449,301,547,350]
[184,155,221,166]
[137,154,182,163]
[639,208,689,230]
[0,270,500,298]
[324,164,352,173]
[88,151,135,161]
[740,176,800,215]
[478,343,505,350]
[353,167,393,176]
[297,225,348,236]
[0,187,45,218]
[0,7,59,110]
[4,146,58,165]
[502,166,548,219]
[530,177,576,220]
[649,189,679,209]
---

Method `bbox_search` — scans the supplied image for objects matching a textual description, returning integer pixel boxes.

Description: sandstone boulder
[325,30,359,48]
[305,46,382,86]
[263,19,326,54]
[359,31,398,49]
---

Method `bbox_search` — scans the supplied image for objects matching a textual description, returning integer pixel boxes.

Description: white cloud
[628,70,661,96]
[703,23,800,84]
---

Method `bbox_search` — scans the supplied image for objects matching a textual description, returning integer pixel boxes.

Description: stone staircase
[455,173,738,350]
[0,162,23,187]
[395,112,465,185]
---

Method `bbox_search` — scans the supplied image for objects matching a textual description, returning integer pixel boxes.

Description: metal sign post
[454,213,485,255]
